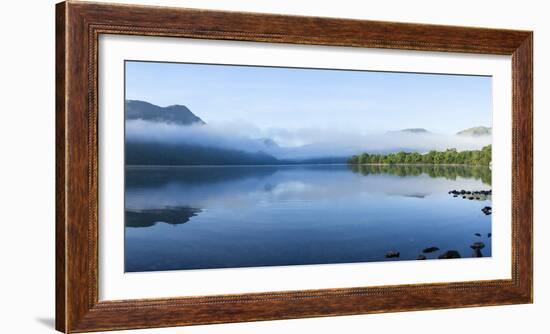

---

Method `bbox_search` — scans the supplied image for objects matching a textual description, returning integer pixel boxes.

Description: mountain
[456,126,492,137]
[126,141,279,166]
[398,128,430,134]
[125,100,281,165]
[126,100,205,125]
[280,156,349,164]
[260,138,278,147]
[387,128,431,134]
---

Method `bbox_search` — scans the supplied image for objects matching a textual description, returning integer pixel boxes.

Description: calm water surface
[125,165,492,272]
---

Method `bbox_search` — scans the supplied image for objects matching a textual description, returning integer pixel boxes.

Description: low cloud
[126,120,491,160]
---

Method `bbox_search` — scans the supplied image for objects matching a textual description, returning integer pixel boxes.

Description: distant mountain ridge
[456,126,492,137]
[388,127,492,137]
[125,100,280,165]
[126,100,205,125]
[398,128,430,134]
[125,100,492,165]
[387,128,431,134]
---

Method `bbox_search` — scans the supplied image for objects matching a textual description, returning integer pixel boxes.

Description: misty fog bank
[125,119,491,160]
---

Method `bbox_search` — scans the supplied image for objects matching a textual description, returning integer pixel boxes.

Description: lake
[124,164,492,272]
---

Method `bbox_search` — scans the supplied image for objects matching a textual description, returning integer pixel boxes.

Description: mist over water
[123,63,494,271]
[126,119,491,160]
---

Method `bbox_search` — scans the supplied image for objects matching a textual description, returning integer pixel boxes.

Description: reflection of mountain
[125,206,202,228]
[126,100,205,125]
[349,164,492,185]
[401,193,428,199]
[125,165,279,188]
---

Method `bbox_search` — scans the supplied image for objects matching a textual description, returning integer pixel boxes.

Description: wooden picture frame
[56,1,533,332]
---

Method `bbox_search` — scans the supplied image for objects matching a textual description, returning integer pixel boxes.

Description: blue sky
[125,61,492,134]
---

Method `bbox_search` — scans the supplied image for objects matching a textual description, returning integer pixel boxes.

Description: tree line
[347,145,492,166]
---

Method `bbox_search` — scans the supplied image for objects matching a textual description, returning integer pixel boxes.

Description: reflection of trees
[349,164,492,185]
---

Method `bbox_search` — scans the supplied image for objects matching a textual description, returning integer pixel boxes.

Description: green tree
[359,153,370,164]
[347,145,491,166]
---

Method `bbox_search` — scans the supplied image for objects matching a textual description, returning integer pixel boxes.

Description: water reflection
[126,207,202,228]
[124,164,492,272]
[349,164,491,185]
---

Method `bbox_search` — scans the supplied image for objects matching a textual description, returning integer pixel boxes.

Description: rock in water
[385,251,400,258]
[470,242,486,250]
[488,233,492,238]
[481,206,492,215]
[417,255,427,260]
[422,247,440,253]
[472,249,483,258]
[475,233,482,237]
[438,250,461,259]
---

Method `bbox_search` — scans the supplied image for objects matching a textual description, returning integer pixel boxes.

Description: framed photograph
[56,1,532,332]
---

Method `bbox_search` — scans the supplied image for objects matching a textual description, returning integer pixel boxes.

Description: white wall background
[0,0,546,333]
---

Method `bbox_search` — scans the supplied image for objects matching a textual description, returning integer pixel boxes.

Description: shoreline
[126,163,491,168]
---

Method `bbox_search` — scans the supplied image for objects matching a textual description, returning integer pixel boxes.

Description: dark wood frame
[56,1,533,332]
